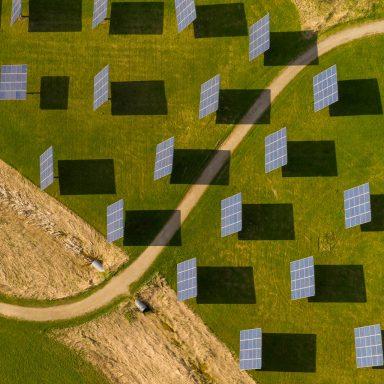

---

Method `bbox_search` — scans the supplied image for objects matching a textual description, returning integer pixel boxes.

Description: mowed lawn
[143,36,384,384]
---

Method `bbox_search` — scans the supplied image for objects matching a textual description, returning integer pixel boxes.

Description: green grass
[140,35,384,383]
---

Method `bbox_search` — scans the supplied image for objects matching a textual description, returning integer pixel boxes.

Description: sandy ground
[55,277,256,384]
[293,0,381,31]
[0,160,127,300]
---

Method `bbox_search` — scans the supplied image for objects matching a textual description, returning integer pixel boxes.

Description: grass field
[139,35,384,383]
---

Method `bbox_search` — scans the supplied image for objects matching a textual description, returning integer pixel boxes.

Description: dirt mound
[55,277,256,384]
[0,160,127,300]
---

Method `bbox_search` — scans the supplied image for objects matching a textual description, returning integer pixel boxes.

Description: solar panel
[92,0,108,29]
[107,199,124,243]
[177,258,197,301]
[265,127,287,173]
[240,328,262,370]
[249,14,270,61]
[355,324,384,368]
[40,146,54,190]
[344,183,371,229]
[11,0,22,25]
[313,65,338,112]
[154,137,174,180]
[290,256,315,300]
[221,193,242,237]
[175,0,196,32]
[0,64,27,100]
[199,74,220,119]
[93,65,109,111]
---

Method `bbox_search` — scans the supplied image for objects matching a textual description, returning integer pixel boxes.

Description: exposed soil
[55,277,256,384]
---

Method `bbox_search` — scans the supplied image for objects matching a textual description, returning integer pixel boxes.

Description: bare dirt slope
[0,160,127,300]
[293,0,381,31]
[55,277,255,384]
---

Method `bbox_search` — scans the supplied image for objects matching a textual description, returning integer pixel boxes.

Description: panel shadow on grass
[196,267,256,304]
[329,79,383,116]
[216,89,270,124]
[193,4,247,38]
[170,149,230,185]
[58,160,116,195]
[308,265,366,303]
[282,141,338,177]
[109,2,164,35]
[124,210,181,246]
[40,76,69,110]
[262,333,316,372]
[111,81,167,115]
[239,204,295,240]
[264,31,318,66]
[29,0,82,32]
[361,195,384,232]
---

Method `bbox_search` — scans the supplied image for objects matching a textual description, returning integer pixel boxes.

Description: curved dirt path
[2,20,384,321]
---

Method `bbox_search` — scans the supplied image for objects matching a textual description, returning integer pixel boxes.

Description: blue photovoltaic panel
[240,328,262,370]
[344,183,371,229]
[11,0,22,25]
[0,64,27,100]
[40,146,54,190]
[92,0,108,29]
[313,65,338,112]
[107,199,124,243]
[221,193,242,237]
[175,0,196,32]
[154,137,174,180]
[177,258,197,301]
[265,127,287,173]
[355,324,384,368]
[290,256,315,300]
[249,14,270,61]
[199,74,220,119]
[93,65,109,110]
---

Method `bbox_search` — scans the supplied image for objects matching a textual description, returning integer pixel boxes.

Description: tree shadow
[58,159,116,195]
[308,265,366,303]
[282,141,338,177]
[239,204,295,240]
[361,195,384,232]
[29,0,82,32]
[216,89,270,124]
[193,4,247,38]
[264,31,318,66]
[40,76,69,110]
[109,2,164,35]
[170,149,230,185]
[124,210,181,246]
[196,266,256,304]
[262,333,316,372]
[329,79,383,116]
[111,81,167,115]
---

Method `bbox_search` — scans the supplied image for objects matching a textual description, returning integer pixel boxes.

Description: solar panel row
[265,127,287,173]
[93,65,109,110]
[240,328,262,370]
[175,0,196,32]
[39,146,54,190]
[290,256,315,300]
[355,324,384,368]
[177,257,197,301]
[221,193,242,237]
[344,183,371,229]
[154,137,174,180]
[199,74,220,119]
[313,65,338,112]
[249,14,270,61]
[92,0,108,29]
[0,64,27,100]
[107,199,124,243]
[11,0,22,25]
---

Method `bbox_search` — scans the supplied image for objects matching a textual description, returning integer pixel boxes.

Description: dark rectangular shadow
[170,149,230,185]
[239,204,295,240]
[282,141,338,177]
[264,31,318,66]
[58,159,116,195]
[193,4,247,38]
[29,0,82,32]
[196,267,255,304]
[109,2,164,35]
[308,265,366,303]
[361,195,384,232]
[262,333,316,372]
[111,81,167,115]
[124,210,181,246]
[329,79,383,116]
[216,89,270,124]
[40,76,69,110]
